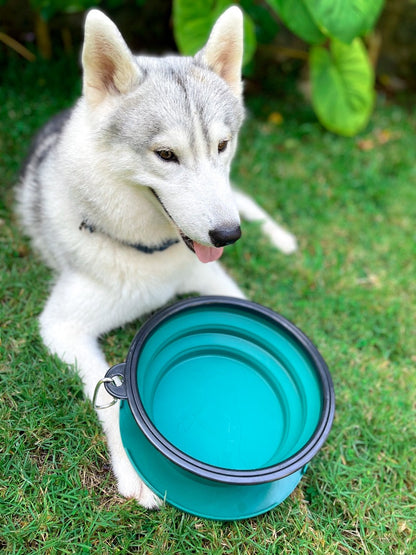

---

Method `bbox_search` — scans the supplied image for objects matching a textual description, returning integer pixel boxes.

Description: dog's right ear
[82,10,141,107]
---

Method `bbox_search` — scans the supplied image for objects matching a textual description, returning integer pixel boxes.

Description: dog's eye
[218,140,228,153]
[156,150,178,163]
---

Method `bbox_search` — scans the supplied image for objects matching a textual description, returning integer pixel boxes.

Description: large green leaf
[304,0,384,44]
[310,38,374,136]
[173,0,257,66]
[265,0,325,44]
[240,0,280,45]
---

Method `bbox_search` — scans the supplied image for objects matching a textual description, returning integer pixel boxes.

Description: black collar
[79,220,179,254]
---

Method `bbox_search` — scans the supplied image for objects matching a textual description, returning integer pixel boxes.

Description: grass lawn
[1,53,415,554]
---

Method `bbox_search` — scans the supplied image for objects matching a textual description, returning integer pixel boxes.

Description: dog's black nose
[209,225,242,247]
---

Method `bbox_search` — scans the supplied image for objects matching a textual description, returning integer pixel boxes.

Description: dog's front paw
[119,477,162,509]
[262,220,298,254]
[115,459,162,509]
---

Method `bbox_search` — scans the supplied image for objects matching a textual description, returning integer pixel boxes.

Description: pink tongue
[193,242,224,263]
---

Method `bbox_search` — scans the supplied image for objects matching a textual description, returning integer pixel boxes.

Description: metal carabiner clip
[92,377,120,410]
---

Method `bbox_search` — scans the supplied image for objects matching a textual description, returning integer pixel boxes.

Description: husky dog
[17,7,296,508]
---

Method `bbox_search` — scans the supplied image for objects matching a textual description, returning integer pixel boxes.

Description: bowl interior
[135,303,324,472]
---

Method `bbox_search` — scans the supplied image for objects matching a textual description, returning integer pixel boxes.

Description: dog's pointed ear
[196,6,244,97]
[82,10,141,106]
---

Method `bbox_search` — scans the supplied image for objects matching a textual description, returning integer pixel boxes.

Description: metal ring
[93,377,119,410]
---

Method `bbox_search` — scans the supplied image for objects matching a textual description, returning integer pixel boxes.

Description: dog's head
[81,7,245,263]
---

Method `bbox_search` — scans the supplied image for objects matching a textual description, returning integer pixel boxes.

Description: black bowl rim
[121,296,335,485]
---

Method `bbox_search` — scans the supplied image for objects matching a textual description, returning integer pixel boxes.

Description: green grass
[1,52,415,554]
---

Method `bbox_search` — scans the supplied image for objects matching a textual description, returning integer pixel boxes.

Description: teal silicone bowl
[104,296,335,520]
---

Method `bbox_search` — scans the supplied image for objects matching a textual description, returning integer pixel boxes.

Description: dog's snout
[209,225,242,247]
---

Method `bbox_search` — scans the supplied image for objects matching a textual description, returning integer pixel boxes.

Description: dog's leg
[178,260,245,299]
[234,189,298,254]
[39,271,161,509]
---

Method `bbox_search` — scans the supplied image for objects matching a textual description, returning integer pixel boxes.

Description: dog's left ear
[196,6,243,97]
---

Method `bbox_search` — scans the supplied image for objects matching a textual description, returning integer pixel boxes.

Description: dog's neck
[79,220,179,254]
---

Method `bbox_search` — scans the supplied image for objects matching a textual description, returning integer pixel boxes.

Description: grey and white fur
[16,7,297,508]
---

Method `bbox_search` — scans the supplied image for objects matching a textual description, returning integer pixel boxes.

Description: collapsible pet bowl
[102,296,335,520]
